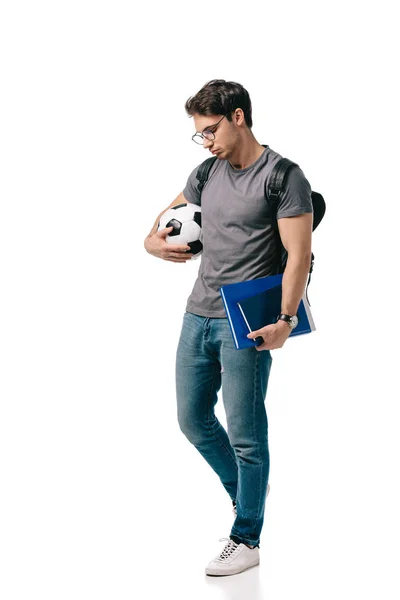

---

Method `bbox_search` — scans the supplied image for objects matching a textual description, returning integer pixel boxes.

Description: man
[144,79,313,576]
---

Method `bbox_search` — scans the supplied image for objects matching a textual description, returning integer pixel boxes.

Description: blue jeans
[175,311,273,547]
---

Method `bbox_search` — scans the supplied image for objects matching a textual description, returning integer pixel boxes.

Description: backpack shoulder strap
[264,157,318,303]
[195,156,218,194]
[265,153,326,233]
[265,157,299,232]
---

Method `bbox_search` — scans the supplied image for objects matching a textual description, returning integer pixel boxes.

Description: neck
[229,136,266,170]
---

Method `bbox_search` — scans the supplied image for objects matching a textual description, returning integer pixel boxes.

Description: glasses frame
[191,113,229,145]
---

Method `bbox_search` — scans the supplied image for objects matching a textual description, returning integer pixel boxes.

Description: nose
[203,139,213,150]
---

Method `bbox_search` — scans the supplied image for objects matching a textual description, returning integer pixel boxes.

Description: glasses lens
[192,134,203,144]
[203,130,215,141]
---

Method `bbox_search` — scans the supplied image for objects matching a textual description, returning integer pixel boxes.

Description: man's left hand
[247,320,291,351]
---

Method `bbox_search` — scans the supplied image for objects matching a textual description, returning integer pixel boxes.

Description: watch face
[291,315,299,328]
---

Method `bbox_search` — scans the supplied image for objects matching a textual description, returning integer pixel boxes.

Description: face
[193,110,243,159]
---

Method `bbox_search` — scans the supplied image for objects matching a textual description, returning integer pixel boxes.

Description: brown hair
[184,79,253,129]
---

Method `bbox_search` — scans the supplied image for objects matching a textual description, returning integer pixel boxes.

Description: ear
[234,109,245,127]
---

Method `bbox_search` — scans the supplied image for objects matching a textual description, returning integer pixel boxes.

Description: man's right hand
[144,226,194,262]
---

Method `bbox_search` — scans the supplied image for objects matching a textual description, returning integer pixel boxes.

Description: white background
[1,1,399,598]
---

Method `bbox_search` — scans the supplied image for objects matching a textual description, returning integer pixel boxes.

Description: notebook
[238,284,316,344]
[219,274,315,350]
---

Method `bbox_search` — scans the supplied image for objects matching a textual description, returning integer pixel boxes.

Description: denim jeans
[175,310,273,547]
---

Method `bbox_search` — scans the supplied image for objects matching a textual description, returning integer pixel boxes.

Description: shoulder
[265,150,310,192]
[274,160,313,218]
[183,157,220,205]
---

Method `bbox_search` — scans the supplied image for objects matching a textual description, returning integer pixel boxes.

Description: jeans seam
[252,352,262,539]
[231,351,263,546]
[205,363,238,468]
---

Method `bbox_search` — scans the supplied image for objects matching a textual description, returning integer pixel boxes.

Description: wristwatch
[277,313,299,330]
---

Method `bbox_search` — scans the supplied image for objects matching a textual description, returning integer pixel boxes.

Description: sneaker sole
[205,551,260,576]
[205,560,260,576]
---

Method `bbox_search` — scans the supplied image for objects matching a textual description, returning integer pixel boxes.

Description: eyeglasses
[192,113,228,145]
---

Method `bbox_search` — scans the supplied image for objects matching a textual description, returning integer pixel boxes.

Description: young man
[144,79,313,576]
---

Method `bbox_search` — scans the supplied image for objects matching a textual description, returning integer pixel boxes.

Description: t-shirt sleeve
[276,165,313,219]
[182,164,202,206]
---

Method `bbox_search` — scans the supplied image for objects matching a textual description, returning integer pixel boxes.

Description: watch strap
[277,313,294,322]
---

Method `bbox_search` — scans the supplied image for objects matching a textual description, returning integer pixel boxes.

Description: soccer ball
[158,202,202,259]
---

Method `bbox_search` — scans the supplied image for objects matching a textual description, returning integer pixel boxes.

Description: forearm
[145,211,165,240]
[280,254,311,315]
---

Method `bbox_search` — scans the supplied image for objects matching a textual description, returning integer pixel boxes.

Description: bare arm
[246,212,313,351]
[144,191,194,262]
[145,191,188,239]
[277,213,313,315]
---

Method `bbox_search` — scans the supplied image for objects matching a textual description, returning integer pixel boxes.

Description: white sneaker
[232,483,270,516]
[205,537,260,576]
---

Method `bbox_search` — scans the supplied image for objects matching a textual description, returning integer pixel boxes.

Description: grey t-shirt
[183,145,313,318]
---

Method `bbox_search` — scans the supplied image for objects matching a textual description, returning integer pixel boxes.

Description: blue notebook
[219,274,315,350]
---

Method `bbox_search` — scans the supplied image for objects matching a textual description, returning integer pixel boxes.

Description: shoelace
[215,537,240,562]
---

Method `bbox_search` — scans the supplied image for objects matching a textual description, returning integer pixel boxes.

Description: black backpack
[195,144,326,304]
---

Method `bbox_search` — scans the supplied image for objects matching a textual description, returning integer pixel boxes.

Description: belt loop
[204,316,210,336]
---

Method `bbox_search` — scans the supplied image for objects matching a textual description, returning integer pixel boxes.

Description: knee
[177,409,205,445]
[229,432,269,463]
[177,409,196,439]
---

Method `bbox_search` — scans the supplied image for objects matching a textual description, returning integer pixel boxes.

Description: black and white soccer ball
[158,202,202,259]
